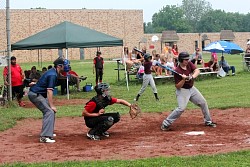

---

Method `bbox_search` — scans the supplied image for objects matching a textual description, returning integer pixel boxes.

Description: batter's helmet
[144,53,152,60]
[178,52,190,63]
[95,83,110,95]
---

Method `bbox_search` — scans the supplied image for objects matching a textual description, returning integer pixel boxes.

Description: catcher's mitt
[129,103,141,119]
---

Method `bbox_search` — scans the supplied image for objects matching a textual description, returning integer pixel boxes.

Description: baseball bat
[156,63,182,77]
[133,48,145,56]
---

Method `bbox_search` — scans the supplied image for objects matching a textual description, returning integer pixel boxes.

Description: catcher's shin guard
[101,116,114,133]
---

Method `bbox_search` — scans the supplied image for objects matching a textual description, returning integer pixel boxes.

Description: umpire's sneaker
[87,133,100,140]
[205,121,217,128]
[102,131,110,137]
[39,136,56,143]
[161,124,170,131]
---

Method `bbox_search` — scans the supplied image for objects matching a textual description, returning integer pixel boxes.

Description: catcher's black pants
[84,112,120,135]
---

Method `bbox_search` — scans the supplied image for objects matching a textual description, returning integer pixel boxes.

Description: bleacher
[114,59,218,83]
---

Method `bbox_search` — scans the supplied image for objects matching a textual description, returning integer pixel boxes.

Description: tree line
[144,0,250,33]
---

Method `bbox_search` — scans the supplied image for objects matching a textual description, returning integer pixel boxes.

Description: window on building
[194,40,198,50]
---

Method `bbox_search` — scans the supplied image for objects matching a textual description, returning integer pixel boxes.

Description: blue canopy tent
[203,40,243,54]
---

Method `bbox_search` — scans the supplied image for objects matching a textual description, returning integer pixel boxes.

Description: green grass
[0,53,250,166]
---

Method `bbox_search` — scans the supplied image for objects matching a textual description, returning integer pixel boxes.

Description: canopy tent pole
[6,0,12,101]
[66,48,70,100]
[123,45,129,91]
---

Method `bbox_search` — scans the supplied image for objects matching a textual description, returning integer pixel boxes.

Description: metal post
[6,0,12,101]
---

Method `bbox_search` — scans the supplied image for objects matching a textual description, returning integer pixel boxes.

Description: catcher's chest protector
[87,96,111,113]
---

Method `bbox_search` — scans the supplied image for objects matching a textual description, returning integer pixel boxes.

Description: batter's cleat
[161,124,170,131]
[134,94,140,101]
[205,121,217,128]
[39,136,56,143]
[87,133,100,140]
[102,131,110,137]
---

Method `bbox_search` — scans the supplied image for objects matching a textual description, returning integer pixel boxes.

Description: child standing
[134,53,159,101]
[93,51,104,85]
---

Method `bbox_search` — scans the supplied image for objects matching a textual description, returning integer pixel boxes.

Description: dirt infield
[0,99,250,164]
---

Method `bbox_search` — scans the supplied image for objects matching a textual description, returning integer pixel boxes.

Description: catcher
[82,83,140,140]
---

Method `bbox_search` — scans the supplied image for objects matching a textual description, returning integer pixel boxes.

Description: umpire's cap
[178,52,190,62]
[53,57,64,67]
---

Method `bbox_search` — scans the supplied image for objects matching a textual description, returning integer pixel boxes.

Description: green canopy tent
[11,21,125,99]
[11,21,123,50]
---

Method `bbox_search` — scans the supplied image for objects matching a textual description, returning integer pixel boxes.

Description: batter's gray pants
[28,91,55,138]
[138,74,157,95]
[162,86,212,127]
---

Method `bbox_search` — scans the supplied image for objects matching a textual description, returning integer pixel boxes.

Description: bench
[113,58,139,81]
[113,58,125,81]
[242,53,250,71]
[154,75,174,79]
[199,71,218,80]
[198,67,212,72]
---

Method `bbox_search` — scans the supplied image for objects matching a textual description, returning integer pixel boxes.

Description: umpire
[28,57,65,143]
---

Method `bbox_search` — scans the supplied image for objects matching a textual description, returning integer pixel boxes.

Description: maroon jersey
[174,61,196,89]
[144,61,152,74]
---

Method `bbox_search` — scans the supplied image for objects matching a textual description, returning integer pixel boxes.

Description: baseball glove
[129,103,141,119]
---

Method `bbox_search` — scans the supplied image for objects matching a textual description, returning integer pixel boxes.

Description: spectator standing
[3,56,25,107]
[172,44,179,66]
[163,43,169,54]
[28,57,65,143]
[93,51,104,85]
[219,56,235,76]
[161,52,216,131]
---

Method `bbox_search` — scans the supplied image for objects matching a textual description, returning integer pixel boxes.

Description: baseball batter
[134,53,159,101]
[161,52,216,130]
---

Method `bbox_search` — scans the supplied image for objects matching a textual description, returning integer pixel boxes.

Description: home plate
[185,131,205,136]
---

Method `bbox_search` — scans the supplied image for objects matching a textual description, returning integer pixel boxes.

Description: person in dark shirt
[82,83,131,140]
[28,57,65,143]
[93,51,104,85]
[161,52,216,131]
[134,53,159,101]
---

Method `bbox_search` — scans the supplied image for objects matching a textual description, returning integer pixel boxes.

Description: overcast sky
[7,0,250,22]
